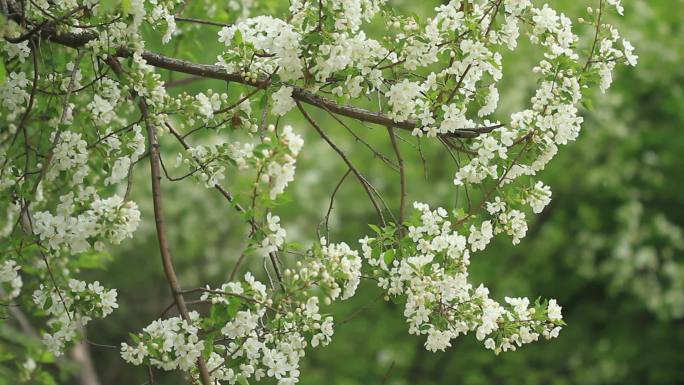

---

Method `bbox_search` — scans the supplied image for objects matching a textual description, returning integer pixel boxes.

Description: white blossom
[272,86,296,116]
[0,260,22,301]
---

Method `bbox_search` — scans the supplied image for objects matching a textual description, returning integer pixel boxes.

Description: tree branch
[13,16,502,139]
[141,100,212,385]
[322,168,352,238]
[387,126,407,228]
[297,101,388,225]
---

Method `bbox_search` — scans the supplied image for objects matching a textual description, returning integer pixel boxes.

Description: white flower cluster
[178,124,303,200]
[33,193,141,253]
[379,1,511,135]
[526,181,552,214]
[310,31,388,90]
[33,279,118,355]
[124,0,182,44]
[486,197,529,245]
[3,40,30,62]
[194,91,224,121]
[122,238,362,385]
[218,16,303,82]
[606,0,624,15]
[129,52,169,108]
[468,220,494,252]
[46,130,90,185]
[87,77,124,126]
[0,260,22,301]
[387,80,423,124]
[272,86,296,116]
[362,202,564,354]
[0,0,639,379]
[0,71,30,113]
[184,144,230,188]
[262,213,286,253]
[321,0,383,32]
[317,237,363,300]
[102,124,146,186]
[594,23,638,93]
[121,311,204,371]
[217,1,390,101]
[263,125,303,199]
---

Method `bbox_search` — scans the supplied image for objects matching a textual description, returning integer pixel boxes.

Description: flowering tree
[0,0,637,384]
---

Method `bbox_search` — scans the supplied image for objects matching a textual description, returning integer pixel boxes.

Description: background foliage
[2,0,682,384]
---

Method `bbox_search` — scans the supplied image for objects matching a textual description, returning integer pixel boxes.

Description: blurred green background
[66,1,684,384]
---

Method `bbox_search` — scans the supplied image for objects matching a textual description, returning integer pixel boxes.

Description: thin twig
[322,168,352,238]
[174,16,231,28]
[386,126,406,228]
[297,101,386,226]
[380,361,396,385]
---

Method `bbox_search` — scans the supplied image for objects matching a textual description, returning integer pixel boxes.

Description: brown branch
[4,6,85,43]
[323,107,399,171]
[18,18,502,139]
[228,251,247,282]
[164,75,205,88]
[583,0,604,71]
[296,101,387,225]
[322,168,352,237]
[380,361,396,385]
[174,16,231,28]
[141,100,212,385]
[387,126,407,228]
[183,288,280,313]
[71,336,102,385]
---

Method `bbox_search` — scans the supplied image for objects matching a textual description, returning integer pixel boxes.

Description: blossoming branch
[0,0,636,384]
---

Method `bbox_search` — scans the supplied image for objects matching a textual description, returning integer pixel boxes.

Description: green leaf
[226,298,244,318]
[0,60,6,84]
[287,241,305,251]
[128,332,140,344]
[38,371,57,385]
[233,29,244,46]
[253,143,271,156]
[98,0,118,14]
[312,242,322,257]
[202,339,214,358]
[383,249,396,265]
[368,224,382,234]
[43,296,53,311]
[258,93,269,109]
[209,304,222,322]
[71,251,112,270]
[371,247,380,260]
[303,33,323,46]
[273,192,292,205]
[0,351,14,362]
